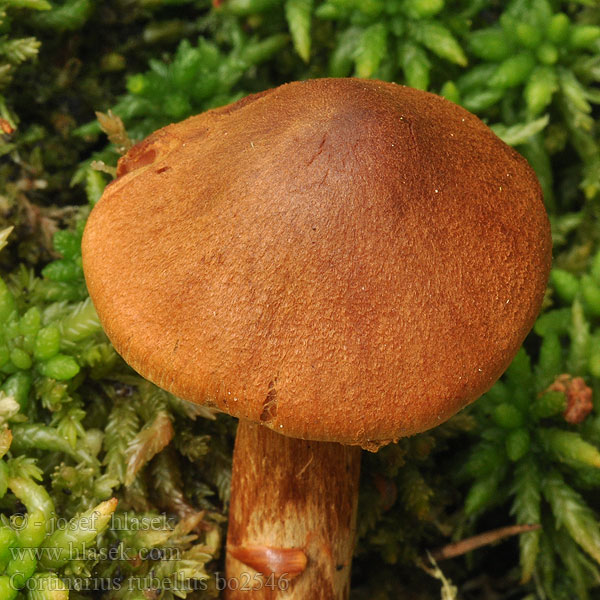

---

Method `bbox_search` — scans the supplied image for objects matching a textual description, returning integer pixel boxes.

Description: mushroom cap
[82,78,551,448]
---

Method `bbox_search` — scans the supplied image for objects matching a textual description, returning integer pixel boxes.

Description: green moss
[0,0,599,598]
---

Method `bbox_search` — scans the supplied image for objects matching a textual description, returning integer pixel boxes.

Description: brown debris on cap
[82,78,552,448]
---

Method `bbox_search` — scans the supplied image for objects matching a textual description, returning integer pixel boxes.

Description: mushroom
[82,78,552,598]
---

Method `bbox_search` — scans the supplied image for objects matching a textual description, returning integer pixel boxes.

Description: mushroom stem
[226,420,361,599]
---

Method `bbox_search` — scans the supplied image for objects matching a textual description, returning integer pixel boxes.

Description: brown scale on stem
[229,545,308,579]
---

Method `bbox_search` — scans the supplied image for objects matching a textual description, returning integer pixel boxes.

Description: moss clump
[0,0,600,598]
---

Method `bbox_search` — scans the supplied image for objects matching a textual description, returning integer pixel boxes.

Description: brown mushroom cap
[82,78,551,448]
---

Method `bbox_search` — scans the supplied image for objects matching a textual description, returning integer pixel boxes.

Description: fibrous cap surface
[82,78,552,448]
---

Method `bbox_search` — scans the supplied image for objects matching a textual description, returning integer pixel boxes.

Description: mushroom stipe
[82,78,552,599]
